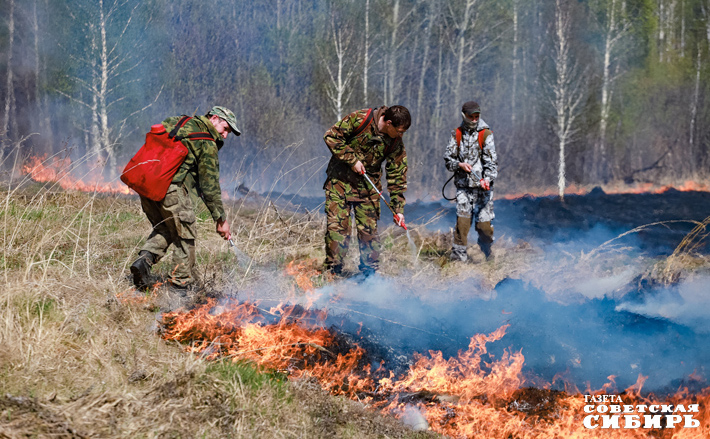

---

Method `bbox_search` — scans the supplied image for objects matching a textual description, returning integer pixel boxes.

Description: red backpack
[454,126,491,153]
[120,116,213,201]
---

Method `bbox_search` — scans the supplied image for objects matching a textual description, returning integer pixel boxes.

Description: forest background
[1,0,709,200]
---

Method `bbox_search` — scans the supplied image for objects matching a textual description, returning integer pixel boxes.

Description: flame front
[159,293,710,438]
[22,155,131,195]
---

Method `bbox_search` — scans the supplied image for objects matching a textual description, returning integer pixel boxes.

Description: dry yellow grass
[0,182,444,438]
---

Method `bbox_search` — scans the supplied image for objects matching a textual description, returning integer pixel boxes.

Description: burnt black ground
[407,188,710,256]
[297,276,709,395]
[262,189,710,393]
[271,188,710,256]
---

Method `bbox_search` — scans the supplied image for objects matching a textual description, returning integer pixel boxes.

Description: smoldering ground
[232,188,710,394]
[265,269,707,394]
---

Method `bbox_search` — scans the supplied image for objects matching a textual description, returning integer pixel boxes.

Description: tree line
[1,0,709,199]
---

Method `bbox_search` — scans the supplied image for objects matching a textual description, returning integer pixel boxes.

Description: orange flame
[160,298,710,438]
[499,180,710,200]
[21,155,131,195]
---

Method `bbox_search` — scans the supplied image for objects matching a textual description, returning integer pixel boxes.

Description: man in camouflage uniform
[323,105,410,276]
[130,106,241,291]
[443,101,498,262]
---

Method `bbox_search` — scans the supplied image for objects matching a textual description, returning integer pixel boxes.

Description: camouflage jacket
[164,115,226,222]
[443,118,498,189]
[323,107,408,213]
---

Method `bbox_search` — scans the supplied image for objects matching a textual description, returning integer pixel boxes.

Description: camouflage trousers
[139,183,198,286]
[324,181,381,274]
[451,187,495,261]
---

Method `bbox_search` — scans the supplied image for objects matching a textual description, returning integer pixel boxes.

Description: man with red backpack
[130,106,241,292]
[323,105,410,277]
[443,101,498,262]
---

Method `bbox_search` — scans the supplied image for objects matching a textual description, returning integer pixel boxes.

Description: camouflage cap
[461,101,481,116]
[208,106,241,136]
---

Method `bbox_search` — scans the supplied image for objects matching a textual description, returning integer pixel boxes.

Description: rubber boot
[450,216,472,261]
[324,262,343,277]
[130,250,156,290]
[475,221,494,260]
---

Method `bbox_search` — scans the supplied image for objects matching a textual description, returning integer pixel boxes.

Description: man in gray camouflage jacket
[443,101,498,261]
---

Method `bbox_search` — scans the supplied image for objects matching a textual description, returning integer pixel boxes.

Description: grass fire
[3,163,710,437]
[159,260,710,438]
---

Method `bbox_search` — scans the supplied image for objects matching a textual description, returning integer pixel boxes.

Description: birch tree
[446,0,504,118]
[384,0,417,105]
[511,0,520,126]
[32,0,52,142]
[58,0,158,177]
[595,0,630,181]
[692,1,710,152]
[363,0,372,103]
[320,17,358,119]
[547,0,586,200]
[412,0,439,148]
[2,0,16,145]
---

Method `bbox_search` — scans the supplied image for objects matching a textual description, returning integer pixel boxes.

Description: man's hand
[393,213,406,229]
[479,178,491,191]
[458,162,472,173]
[216,219,231,240]
[352,160,366,175]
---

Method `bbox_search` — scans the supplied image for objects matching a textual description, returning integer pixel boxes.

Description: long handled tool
[362,172,407,230]
[228,237,252,268]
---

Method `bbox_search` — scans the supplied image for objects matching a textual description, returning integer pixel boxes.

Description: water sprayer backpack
[442,127,491,201]
[120,116,214,201]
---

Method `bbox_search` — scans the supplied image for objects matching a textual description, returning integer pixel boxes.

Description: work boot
[360,267,376,279]
[479,242,494,260]
[475,221,495,261]
[449,244,468,262]
[324,262,344,277]
[165,281,190,298]
[130,251,156,290]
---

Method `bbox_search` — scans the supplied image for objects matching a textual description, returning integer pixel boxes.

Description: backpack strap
[478,128,491,150]
[454,127,491,154]
[168,116,192,140]
[455,127,463,156]
[346,108,374,141]
[184,132,215,141]
[169,115,216,142]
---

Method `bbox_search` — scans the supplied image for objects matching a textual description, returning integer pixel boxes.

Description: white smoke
[616,277,710,333]
[398,405,429,431]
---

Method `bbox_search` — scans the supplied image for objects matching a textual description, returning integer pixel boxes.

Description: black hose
[442,174,456,201]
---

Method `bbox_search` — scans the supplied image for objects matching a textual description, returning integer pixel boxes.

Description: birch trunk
[689,48,700,154]
[550,0,585,200]
[386,0,401,105]
[3,0,16,141]
[453,0,476,112]
[597,0,629,181]
[363,0,370,103]
[414,2,436,148]
[321,19,356,120]
[511,0,519,126]
[98,0,114,176]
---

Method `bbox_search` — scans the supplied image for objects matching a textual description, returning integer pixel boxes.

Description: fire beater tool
[362,172,407,230]
[228,238,252,268]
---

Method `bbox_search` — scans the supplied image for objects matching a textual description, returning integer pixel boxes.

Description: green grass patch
[206,359,287,393]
